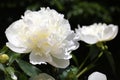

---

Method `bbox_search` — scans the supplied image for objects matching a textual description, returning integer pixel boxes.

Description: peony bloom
[29,73,55,80]
[88,71,107,80]
[5,7,79,68]
[75,23,118,44]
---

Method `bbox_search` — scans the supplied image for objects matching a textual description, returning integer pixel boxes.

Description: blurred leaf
[72,54,79,66]
[67,2,112,23]
[5,76,12,80]
[0,63,5,72]
[50,0,64,11]
[0,45,9,54]
[26,3,40,10]
[5,67,16,80]
[16,59,41,77]
[105,51,116,75]
[60,66,78,80]
[18,73,28,80]
[6,67,15,75]
[89,45,100,61]
[7,51,20,66]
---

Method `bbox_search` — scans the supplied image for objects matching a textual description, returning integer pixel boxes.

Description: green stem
[98,52,103,58]
[72,54,79,66]
[76,64,94,78]
[78,53,89,71]
[76,51,103,78]
[93,51,103,63]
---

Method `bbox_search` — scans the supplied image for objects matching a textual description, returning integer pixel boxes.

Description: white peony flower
[29,73,55,80]
[75,23,118,44]
[5,7,79,68]
[88,71,107,80]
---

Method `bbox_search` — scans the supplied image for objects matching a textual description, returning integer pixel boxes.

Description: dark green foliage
[16,59,41,77]
[59,66,78,80]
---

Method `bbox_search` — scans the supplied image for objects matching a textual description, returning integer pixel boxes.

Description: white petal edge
[52,40,79,60]
[48,56,70,68]
[5,20,27,47]
[29,51,52,65]
[6,42,30,53]
[51,48,72,60]
[111,24,119,39]
[102,24,118,41]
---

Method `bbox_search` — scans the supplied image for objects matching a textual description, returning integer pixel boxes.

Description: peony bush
[0,7,118,80]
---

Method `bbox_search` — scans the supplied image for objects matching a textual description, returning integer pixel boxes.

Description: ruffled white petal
[51,40,79,60]
[29,51,52,65]
[52,48,72,60]
[48,56,70,68]
[88,71,107,80]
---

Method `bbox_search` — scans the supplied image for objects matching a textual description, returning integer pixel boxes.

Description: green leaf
[0,45,8,54]
[105,51,116,75]
[8,51,20,66]
[5,67,16,80]
[50,0,64,11]
[5,76,13,80]
[18,73,28,80]
[16,59,41,77]
[72,54,79,66]
[89,45,100,61]
[60,66,78,80]
[6,67,15,75]
[0,63,5,72]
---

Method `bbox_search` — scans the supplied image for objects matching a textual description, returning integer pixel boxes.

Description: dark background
[0,0,120,80]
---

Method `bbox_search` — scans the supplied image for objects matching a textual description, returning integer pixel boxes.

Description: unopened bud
[0,54,9,63]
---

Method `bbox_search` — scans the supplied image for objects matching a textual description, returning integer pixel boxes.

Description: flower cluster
[3,7,118,80]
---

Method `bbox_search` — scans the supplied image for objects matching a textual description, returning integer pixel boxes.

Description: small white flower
[30,73,55,80]
[75,23,118,44]
[5,7,79,68]
[88,71,107,80]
